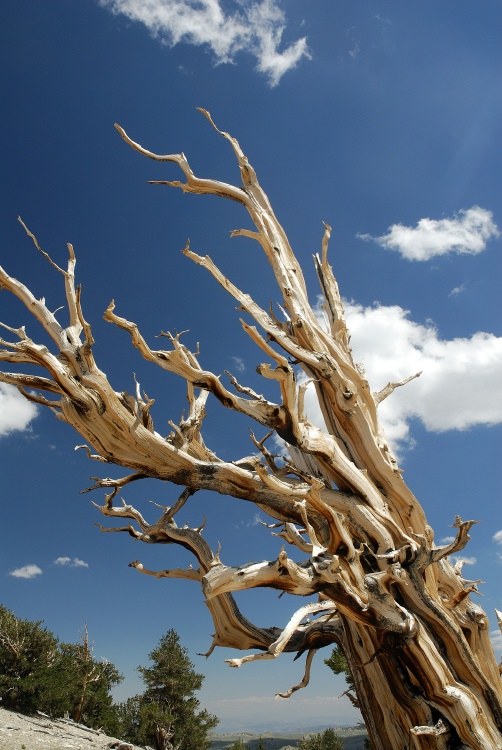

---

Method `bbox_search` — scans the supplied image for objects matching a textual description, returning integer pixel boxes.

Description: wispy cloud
[345,26,360,59]
[0,384,38,437]
[99,0,310,86]
[54,556,89,568]
[493,530,502,561]
[9,564,43,579]
[448,284,466,298]
[234,512,264,530]
[231,356,246,373]
[358,206,499,261]
[307,299,502,454]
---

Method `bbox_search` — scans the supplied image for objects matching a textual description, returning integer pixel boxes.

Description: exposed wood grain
[1,113,501,749]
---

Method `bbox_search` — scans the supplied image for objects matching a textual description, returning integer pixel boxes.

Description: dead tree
[1,111,501,749]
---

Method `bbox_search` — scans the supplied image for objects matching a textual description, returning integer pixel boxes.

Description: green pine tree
[48,630,123,731]
[298,727,343,750]
[325,648,373,747]
[119,628,218,750]
[0,605,122,732]
[0,604,59,714]
[324,645,355,693]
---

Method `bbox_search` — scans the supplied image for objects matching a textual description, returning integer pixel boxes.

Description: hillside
[0,707,143,750]
[0,707,368,750]
[210,726,369,749]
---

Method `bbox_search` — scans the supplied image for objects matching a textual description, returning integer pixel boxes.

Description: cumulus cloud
[0,384,38,437]
[358,206,499,261]
[345,301,502,449]
[54,557,89,568]
[303,300,502,454]
[99,0,310,86]
[9,564,43,579]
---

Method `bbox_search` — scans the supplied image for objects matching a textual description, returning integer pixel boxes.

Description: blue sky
[1,0,501,734]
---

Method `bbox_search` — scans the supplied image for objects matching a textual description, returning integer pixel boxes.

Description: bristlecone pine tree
[1,111,501,749]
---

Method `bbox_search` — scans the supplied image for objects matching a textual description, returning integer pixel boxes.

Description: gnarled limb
[2,114,501,750]
[225,601,336,668]
[128,560,201,582]
[275,649,319,699]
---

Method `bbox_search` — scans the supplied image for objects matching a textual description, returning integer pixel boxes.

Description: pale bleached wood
[1,113,501,749]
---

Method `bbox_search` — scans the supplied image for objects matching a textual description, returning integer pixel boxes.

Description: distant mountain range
[212,716,360,734]
[210,725,369,750]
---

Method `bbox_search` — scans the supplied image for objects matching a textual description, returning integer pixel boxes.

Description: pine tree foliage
[226,740,247,750]
[118,628,218,750]
[0,604,122,731]
[53,629,123,730]
[298,728,343,750]
[324,646,354,692]
[0,604,59,714]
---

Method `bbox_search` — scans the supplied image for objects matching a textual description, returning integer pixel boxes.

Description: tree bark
[1,111,501,749]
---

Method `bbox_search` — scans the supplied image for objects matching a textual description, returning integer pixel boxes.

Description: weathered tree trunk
[1,112,501,749]
[72,625,99,725]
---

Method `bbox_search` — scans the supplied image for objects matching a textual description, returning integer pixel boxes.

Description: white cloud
[358,206,499,261]
[493,531,502,561]
[490,627,502,655]
[345,301,502,450]
[448,284,466,298]
[231,356,246,373]
[451,555,477,566]
[54,556,89,568]
[348,40,360,60]
[0,383,38,436]
[99,0,310,86]
[345,26,360,60]
[9,564,43,579]
[304,300,502,454]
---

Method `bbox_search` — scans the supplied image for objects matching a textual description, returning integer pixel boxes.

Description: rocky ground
[0,707,145,750]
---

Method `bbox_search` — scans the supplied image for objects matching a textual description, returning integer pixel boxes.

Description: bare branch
[373,371,422,406]
[128,559,201,582]
[80,470,148,495]
[17,217,66,275]
[225,602,335,668]
[275,648,318,699]
[410,517,479,572]
[0,372,63,395]
[114,121,248,206]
